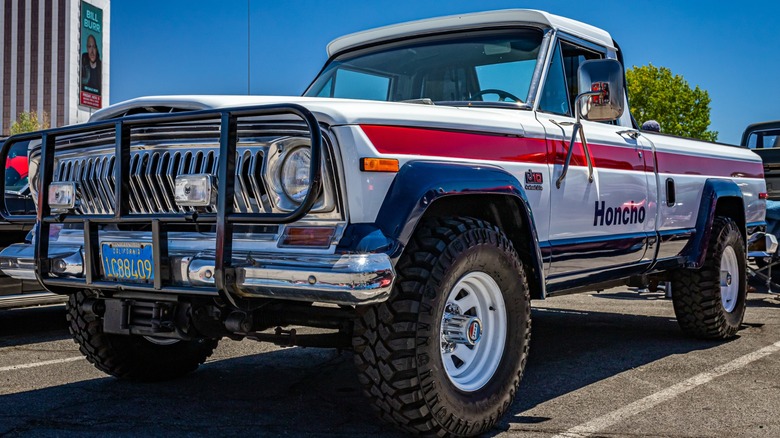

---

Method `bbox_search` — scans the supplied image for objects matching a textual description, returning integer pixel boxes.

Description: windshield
[305,29,544,106]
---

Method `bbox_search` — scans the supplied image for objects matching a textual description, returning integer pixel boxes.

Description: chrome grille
[55,148,271,215]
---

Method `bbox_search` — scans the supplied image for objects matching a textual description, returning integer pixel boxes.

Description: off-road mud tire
[353,217,531,436]
[672,216,746,339]
[67,290,218,381]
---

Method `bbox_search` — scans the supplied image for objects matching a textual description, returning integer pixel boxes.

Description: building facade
[1,0,110,135]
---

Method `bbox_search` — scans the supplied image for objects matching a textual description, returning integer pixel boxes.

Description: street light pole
[247,0,251,95]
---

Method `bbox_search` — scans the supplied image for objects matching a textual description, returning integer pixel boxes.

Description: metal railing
[0,104,323,305]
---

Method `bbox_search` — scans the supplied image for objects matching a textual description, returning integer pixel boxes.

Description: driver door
[536,37,652,281]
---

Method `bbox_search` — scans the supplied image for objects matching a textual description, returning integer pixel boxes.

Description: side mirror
[577,59,625,121]
[554,58,626,189]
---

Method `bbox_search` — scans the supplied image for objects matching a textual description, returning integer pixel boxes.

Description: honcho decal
[593,201,645,226]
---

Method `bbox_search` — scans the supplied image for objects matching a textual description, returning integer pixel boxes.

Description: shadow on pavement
[496,303,723,434]
[0,297,735,436]
[0,304,70,347]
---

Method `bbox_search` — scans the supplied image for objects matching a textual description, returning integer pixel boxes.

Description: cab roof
[327,9,615,57]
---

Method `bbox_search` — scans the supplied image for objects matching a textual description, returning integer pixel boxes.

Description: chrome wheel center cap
[442,314,483,347]
[721,270,732,287]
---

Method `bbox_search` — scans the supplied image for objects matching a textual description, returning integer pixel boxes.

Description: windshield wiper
[436,101,532,110]
[400,98,435,105]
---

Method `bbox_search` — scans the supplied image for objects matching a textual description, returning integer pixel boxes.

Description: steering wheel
[471,88,524,103]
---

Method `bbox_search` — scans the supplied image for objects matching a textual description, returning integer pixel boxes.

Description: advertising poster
[79,1,103,109]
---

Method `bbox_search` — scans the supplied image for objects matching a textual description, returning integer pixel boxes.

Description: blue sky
[110,0,780,145]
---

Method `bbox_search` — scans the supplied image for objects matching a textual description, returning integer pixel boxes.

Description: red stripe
[361,124,547,164]
[656,151,764,179]
[361,124,763,178]
[546,138,645,171]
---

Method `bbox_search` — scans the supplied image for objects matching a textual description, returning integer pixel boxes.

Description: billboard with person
[79,1,103,109]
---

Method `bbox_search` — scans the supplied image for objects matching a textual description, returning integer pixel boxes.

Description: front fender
[340,160,546,298]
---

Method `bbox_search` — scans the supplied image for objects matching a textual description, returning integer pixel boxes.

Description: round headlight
[280,147,311,204]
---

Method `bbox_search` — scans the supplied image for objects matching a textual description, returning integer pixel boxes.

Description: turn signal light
[360,158,399,172]
[279,226,336,248]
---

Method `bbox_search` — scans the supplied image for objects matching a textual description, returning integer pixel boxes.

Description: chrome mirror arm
[555,91,599,189]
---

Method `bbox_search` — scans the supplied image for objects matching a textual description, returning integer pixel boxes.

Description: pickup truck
[742,121,780,201]
[0,9,769,437]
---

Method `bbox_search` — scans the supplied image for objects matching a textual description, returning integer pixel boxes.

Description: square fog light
[174,174,215,207]
[48,182,76,210]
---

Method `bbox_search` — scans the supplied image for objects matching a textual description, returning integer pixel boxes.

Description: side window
[539,42,570,115]
[748,130,780,149]
[560,41,603,112]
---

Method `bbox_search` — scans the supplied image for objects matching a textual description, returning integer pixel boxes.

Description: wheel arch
[684,179,746,268]
[372,161,546,299]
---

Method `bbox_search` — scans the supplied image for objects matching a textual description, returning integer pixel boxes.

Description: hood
[90,95,529,137]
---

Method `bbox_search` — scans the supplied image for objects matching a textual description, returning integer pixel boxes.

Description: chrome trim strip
[0,292,67,309]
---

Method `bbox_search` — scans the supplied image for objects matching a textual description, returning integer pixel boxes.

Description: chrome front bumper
[0,243,395,306]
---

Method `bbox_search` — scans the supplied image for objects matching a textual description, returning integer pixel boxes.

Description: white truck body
[0,9,768,437]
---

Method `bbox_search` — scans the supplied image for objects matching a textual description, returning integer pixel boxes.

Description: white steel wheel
[720,246,739,313]
[440,271,507,392]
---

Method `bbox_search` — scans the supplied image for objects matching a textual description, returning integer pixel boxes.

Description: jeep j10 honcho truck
[0,10,769,437]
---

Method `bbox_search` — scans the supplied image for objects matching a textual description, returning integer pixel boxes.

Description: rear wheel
[672,217,747,339]
[67,290,218,381]
[353,217,531,436]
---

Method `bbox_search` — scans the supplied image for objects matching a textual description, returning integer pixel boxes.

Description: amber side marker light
[360,158,399,172]
[279,226,337,248]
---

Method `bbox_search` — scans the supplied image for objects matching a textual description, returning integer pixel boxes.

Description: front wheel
[353,217,531,436]
[672,217,747,339]
[67,290,218,381]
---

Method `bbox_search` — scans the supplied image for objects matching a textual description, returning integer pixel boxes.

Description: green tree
[9,111,50,135]
[626,64,718,142]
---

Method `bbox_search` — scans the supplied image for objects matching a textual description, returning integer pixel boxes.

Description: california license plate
[101,242,154,281]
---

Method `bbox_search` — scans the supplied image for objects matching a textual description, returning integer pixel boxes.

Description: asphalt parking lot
[1,287,778,437]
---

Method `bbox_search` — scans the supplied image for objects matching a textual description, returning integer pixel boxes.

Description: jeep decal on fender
[593,200,646,226]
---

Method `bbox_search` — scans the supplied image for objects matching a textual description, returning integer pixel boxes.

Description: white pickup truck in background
[0,9,771,437]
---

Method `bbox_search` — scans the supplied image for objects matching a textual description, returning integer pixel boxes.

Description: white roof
[327,9,615,57]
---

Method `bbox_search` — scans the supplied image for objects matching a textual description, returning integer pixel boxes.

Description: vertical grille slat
[233,152,250,213]
[82,159,99,214]
[98,155,116,212]
[106,155,117,211]
[90,157,106,213]
[90,158,108,214]
[154,152,175,213]
[128,153,148,213]
[141,152,164,213]
[167,151,183,213]
[248,151,271,213]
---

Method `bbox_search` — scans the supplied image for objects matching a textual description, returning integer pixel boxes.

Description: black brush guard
[0,104,323,306]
